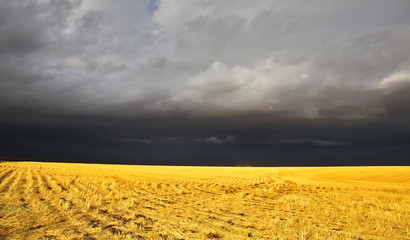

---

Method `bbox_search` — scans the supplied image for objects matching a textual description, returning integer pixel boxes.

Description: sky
[1,0,410,165]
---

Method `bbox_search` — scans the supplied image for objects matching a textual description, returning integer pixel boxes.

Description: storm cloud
[1,0,410,165]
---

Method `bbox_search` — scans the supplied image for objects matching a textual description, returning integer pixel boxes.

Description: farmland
[0,162,409,239]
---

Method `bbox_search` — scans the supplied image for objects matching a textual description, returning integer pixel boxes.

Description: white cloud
[380,71,410,88]
[171,55,312,116]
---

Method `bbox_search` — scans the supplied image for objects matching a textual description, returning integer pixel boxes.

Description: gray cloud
[0,0,410,147]
[195,136,237,144]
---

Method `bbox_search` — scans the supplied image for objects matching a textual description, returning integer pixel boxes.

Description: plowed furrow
[6,168,24,196]
[74,177,105,197]
[0,169,18,193]
[40,175,54,191]
[33,171,63,213]
[44,177,85,209]
[0,169,8,178]
[20,171,101,239]
[0,169,13,185]
[131,188,180,209]
[130,186,256,235]
[56,176,96,199]
[49,176,153,236]
[178,202,252,231]
[17,169,31,208]
[45,175,67,193]
[148,184,277,233]
[51,175,69,192]
[31,171,40,195]
[24,169,34,196]
[192,187,217,195]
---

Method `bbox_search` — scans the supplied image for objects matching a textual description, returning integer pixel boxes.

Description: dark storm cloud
[1,0,410,164]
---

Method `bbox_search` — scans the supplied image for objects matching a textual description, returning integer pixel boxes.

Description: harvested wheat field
[0,162,409,239]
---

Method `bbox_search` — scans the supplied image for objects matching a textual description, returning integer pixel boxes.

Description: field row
[0,162,409,239]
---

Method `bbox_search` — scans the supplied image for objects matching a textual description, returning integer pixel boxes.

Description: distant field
[0,162,409,239]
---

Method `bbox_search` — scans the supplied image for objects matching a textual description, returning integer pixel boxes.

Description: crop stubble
[0,162,409,239]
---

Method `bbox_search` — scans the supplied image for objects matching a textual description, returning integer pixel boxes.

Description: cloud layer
[1,0,410,150]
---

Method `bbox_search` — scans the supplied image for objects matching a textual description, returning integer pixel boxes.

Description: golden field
[0,162,409,240]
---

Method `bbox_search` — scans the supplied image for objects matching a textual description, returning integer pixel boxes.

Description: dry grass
[0,162,409,239]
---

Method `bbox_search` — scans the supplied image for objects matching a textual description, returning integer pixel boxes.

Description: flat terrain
[0,162,409,239]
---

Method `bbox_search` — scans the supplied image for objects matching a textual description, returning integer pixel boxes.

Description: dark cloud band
[1,0,409,164]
